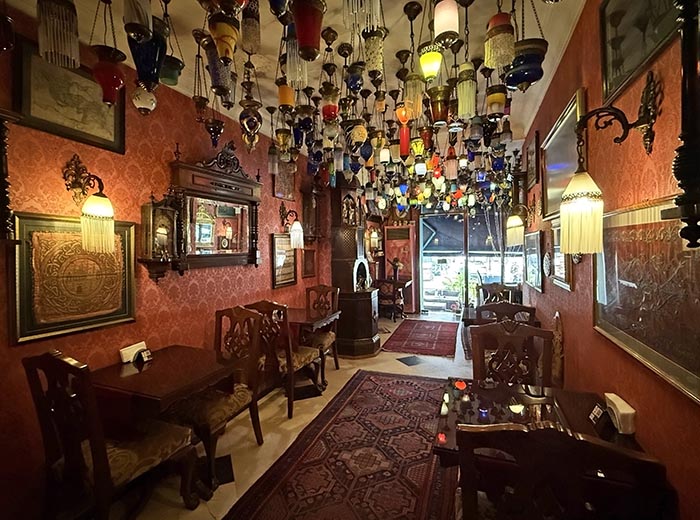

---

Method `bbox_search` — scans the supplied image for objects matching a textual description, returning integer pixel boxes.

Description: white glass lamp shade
[132,84,157,115]
[560,171,604,254]
[414,157,427,176]
[457,62,477,121]
[290,220,304,249]
[81,192,115,253]
[434,0,459,49]
[379,146,391,165]
[404,73,425,121]
[506,214,525,246]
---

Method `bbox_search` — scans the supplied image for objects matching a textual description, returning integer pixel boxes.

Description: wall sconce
[560,71,660,255]
[279,202,304,249]
[62,154,115,253]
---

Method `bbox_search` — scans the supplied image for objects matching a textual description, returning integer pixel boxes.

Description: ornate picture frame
[541,88,586,219]
[594,197,699,404]
[271,233,297,288]
[526,130,540,190]
[12,213,135,344]
[302,248,316,278]
[13,37,126,154]
[600,0,679,103]
[551,223,573,291]
[524,230,542,292]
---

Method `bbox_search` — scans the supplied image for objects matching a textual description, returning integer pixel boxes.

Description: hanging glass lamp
[160,55,184,86]
[131,83,157,115]
[208,11,239,65]
[123,0,152,43]
[241,0,261,55]
[128,16,168,92]
[91,45,126,106]
[37,0,80,68]
[486,84,507,122]
[504,38,549,92]
[404,73,425,123]
[363,28,385,78]
[428,85,451,127]
[484,11,515,69]
[290,0,327,61]
[418,41,443,83]
[433,0,459,49]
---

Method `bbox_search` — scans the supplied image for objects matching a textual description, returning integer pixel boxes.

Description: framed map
[595,198,700,404]
[13,37,125,154]
[12,213,135,344]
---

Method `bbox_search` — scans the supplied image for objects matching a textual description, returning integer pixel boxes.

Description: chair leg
[332,343,340,370]
[176,445,200,510]
[319,348,327,388]
[249,401,264,446]
[286,372,294,419]
[200,427,222,491]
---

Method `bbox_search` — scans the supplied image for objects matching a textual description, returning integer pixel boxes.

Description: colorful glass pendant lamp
[87,0,126,106]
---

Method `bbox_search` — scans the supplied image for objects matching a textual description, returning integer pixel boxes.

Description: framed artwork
[13,37,126,154]
[12,213,135,344]
[541,88,586,219]
[271,233,297,288]
[524,231,542,292]
[600,0,679,103]
[302,248,316,278]
[594,197,699,404]
[526,130,540,189]
[273,161,296,201]
[551,224,573,291]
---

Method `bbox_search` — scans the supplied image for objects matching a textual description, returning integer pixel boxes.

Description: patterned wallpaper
[0,9,331,516]
[521,1,698,517]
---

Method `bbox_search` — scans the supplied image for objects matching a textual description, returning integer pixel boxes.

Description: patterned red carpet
[224,370,456,520]
[381,320,459,357]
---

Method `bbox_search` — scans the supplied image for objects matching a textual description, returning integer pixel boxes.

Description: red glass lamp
[290,0,327,61]
[91,45,126,106]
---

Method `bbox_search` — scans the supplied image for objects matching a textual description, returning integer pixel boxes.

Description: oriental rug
[381,320,459,358]
[224,370,456,520]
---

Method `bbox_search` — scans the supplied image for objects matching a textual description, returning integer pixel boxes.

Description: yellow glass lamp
[208,12,240,64]
[418,41,443,83]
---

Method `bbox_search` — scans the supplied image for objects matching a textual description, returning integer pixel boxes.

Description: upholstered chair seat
[167,385,253,433]
[277,345,320,373]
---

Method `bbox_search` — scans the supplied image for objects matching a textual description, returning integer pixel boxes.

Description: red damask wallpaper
[0,9,331,517]
[522,1,699,517]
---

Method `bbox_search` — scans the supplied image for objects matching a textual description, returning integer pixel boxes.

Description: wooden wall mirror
[170,142,261,271]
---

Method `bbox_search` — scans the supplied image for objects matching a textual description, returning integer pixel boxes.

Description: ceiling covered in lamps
[8,0,586,140]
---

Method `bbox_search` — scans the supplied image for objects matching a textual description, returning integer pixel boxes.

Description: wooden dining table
[91,345,236,428]
[433,377,640,468]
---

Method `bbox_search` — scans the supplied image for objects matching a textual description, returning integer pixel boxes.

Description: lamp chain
[530,0,545,39]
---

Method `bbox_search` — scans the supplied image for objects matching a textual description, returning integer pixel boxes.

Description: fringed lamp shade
[506,214,524,246]
[484,12,515,70]
[37,0,80,68]
[285,24,308,89]
[290,220,304,249]
[457,62,476,120]
[404,73,425,122]
[81,192,115,254]
[241,0,261,55]
[560,171,604,254]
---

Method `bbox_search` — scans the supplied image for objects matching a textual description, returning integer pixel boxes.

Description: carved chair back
[305,284,340,320]
[214,306,263,391]
[245,300,290,373]
[456,421,672,520]
[478,283,509,304]
[470,320,554,386]
[22,350,112,507]
[475,302,538,325]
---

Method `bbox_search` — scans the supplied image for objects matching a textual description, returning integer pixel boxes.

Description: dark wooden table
[433,378,640,467]
[286,308,341,330]
[91,345,236,421]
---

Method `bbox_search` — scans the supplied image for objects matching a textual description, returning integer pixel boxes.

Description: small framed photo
[552,224,573,291]
[13,37,125,154]
[302,248,316,278]
[526,130,540,190]
[271,233,297,288]
[524,231,542,292]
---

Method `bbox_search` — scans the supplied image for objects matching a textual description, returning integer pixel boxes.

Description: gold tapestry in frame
[13,213,135,343]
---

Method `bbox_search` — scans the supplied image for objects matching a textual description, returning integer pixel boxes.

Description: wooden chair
[374,278,406,321]
[470,320,554,386]
[304,284,341,385]
[474,301,538,325]
[245,300,322,419]
[23,350,199,520]
[456,421,674,520]
[166,306,264,489]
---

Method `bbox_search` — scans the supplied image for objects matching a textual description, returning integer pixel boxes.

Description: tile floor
[138,316,471,520]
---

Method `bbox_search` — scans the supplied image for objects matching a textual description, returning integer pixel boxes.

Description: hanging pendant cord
[530,0,545,39]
